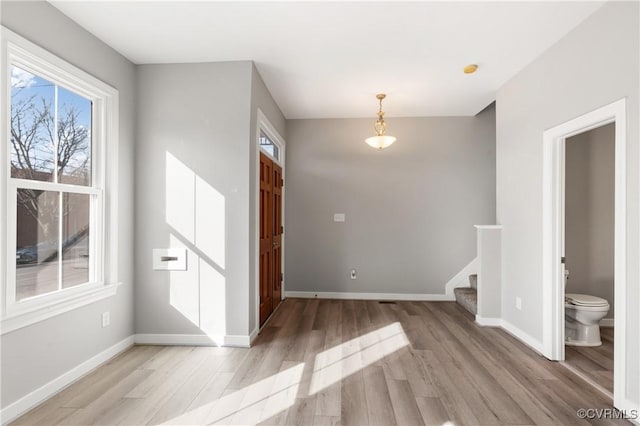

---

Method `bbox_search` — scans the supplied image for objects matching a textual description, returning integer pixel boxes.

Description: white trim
[0,335,134,424]
[249,327,259,344]
[257,115,284,167]
[133,333,251,348]
[103,90,119,286]
[600,318,614,327]
[474,317,545,355]
[223,334,251,348]
[254,108,286,332]
[444,257,478,298]
[134,333,217,346]
[475,316,502,327]
[473,225,503,229]
[7,179,101,194]
[1,27,7,320]
[501,319,545,355]
[284,291,454,301]
[1,282,120,335]
[541,98,628,409]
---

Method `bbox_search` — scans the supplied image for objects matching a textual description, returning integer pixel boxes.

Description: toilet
[565,293,610,347]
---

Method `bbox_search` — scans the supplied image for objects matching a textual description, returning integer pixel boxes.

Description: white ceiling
[50,1,604,118]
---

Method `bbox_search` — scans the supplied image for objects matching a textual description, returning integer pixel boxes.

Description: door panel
[272,163,283,304]
[259,152,284,326]
[259,153,273,325]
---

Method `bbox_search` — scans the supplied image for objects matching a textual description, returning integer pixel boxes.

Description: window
[11,66,94,301]
[1,27,119,333]
[259,130,280,161]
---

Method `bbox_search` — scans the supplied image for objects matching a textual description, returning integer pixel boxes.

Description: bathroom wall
[496,0,638,406]
[565,123,615,319]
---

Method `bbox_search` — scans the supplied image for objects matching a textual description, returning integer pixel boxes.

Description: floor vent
[378,301,396,304]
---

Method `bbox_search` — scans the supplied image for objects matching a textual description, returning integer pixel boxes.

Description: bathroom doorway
[563,123,615,394]
[541,99,629,409]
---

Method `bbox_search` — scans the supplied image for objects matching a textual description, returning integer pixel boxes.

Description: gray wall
[135,62,254,339]
[285,105,495,294]
[565,124,615,318]
[496,1,639,404]
[249,64,286,333]
[1,1,136,409]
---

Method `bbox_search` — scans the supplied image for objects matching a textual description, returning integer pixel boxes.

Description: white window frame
[0,27,120,334]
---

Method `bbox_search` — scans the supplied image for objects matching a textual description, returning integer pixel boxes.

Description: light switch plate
[153,248,187,271]
[334,213,345,222]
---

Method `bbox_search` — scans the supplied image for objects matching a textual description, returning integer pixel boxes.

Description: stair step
[454,287,477,315]
[469,274,477,290]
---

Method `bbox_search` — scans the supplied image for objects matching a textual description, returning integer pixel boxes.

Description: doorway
[563,123,615,393]
[259,151,283,325]
[542,99,628,408]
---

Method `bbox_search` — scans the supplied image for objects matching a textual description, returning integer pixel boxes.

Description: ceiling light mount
[464,64,478,74]
[365,93,397,150]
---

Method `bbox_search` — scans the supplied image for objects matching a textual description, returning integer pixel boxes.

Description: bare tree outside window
[10,65,92,299]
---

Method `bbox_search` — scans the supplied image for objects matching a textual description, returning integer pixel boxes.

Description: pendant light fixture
[365,93,397,150]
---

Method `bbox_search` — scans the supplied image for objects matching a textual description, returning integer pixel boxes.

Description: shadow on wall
[165,151,227,343]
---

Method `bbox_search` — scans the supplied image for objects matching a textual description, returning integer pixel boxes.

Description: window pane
[259,131,279,160]
[16,189,60,301]
[57,87,92,186]
[62,193,90,289]
[10,66,56,182]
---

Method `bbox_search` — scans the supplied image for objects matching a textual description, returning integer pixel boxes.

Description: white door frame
[254,109,286,332]
[542,98,626,405]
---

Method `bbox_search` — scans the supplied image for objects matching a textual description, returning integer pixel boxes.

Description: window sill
[1,282,121,335]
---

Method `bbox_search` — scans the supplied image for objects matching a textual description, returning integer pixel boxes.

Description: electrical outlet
[102,311,110,328]
[515,297,522,310]
[350,269,357,280]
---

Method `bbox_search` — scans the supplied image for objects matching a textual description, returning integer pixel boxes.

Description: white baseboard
[474,317,545,355]
[283,259,477,303]
[223,334,251,347]
[600,318,614,327]
[284,291,454,301]
[249,327,259,344]
[501,320,545,355]
[133,333,251,348]
[0,335,134,425]
[475,316,502,327]
[444,257,478,297]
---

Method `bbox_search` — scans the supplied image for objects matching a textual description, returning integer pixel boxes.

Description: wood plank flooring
[565,327,614,393]
[12,299,628,425]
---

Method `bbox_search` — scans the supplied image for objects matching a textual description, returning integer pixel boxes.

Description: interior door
[259,152,283,326]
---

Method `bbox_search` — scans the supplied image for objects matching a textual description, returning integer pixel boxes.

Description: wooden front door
[259,152,283,325]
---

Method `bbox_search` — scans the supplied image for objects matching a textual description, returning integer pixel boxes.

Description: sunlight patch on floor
[309,322,409,395]
[161,363,304,425]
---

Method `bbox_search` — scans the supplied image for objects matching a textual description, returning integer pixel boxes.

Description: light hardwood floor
[12,299,628,425]
[565,327,614,394]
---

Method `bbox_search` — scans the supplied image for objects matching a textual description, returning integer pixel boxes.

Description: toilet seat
[565,293,609,307]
